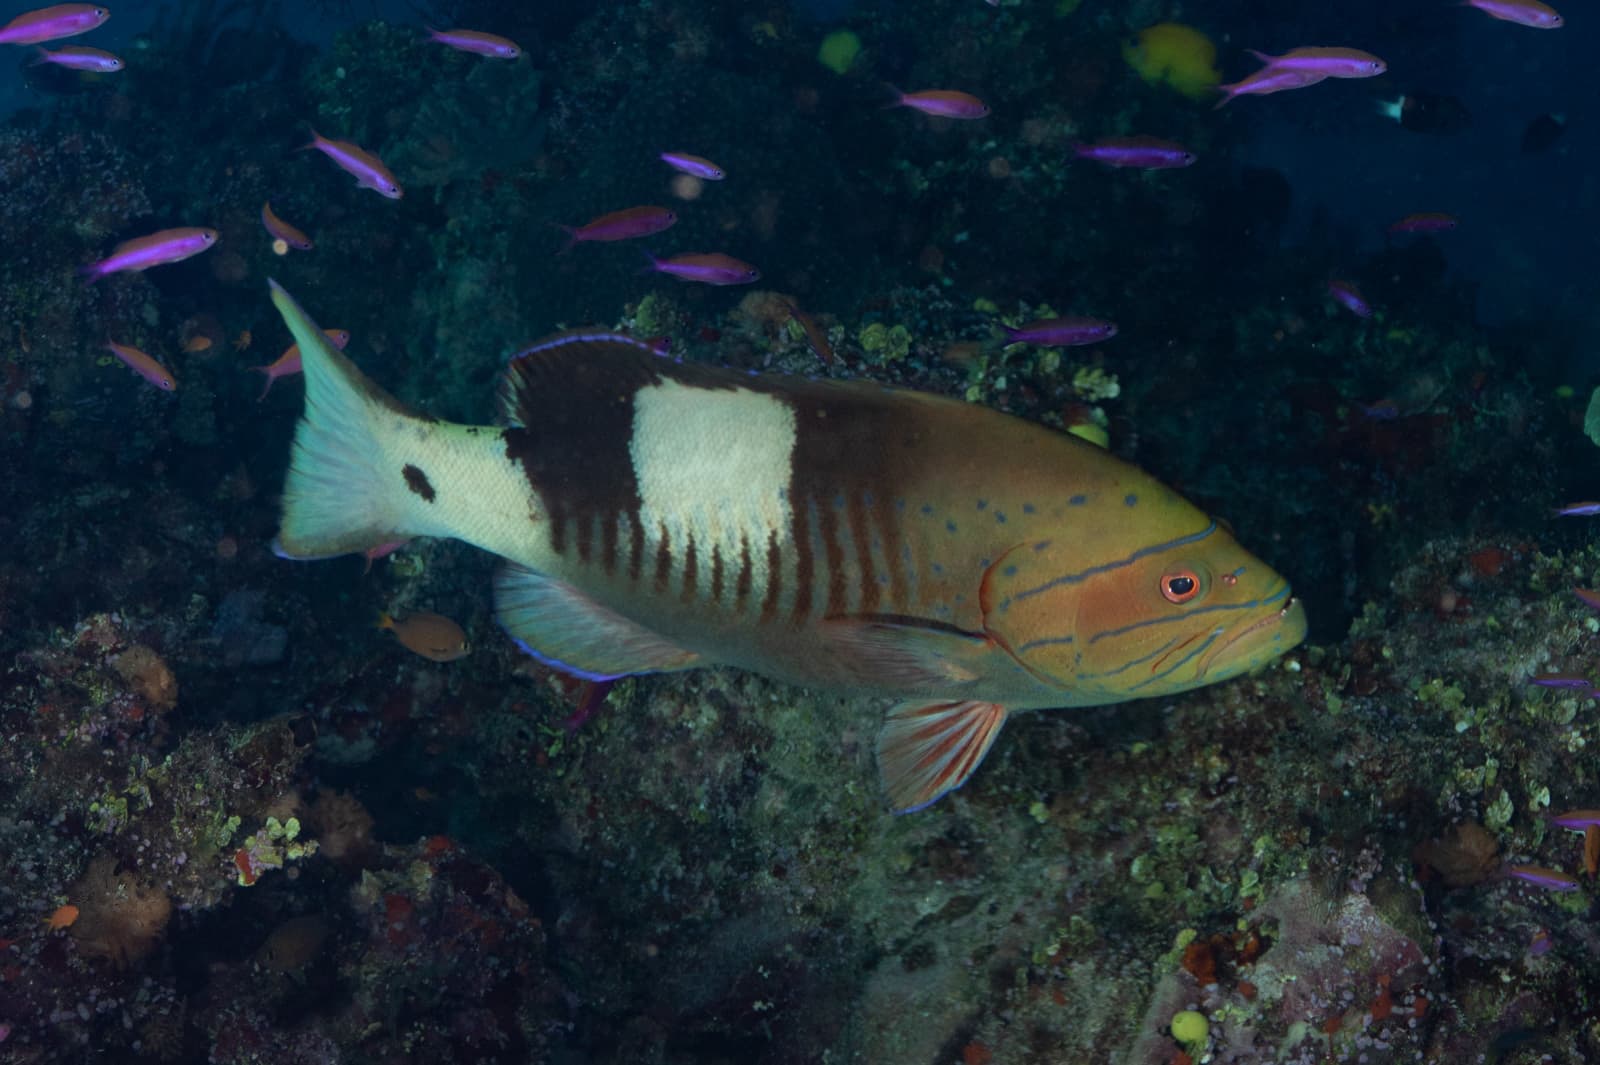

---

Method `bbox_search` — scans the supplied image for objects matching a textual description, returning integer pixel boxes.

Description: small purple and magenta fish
[261,201,313,252]
[1550,809,1600,830]
[1575,587,1600,611]
[645,252,761,286]
[32,44,120,70]
[1073,136,1195,169]
[1002,317,1118,347]
[1327,280,1372,319]
[557,206,677,252]
[1505,864,1580,891]
[1214,66,1327,107]
[1529,673,1593,690]
[1389,212,1458,234]
[1465,0,1562,29]
[0,3,108,46]
[105,341,177,392]
[1554,501,1600,517]
[660,152,725,180]
[1248,47,1386,79]
[302,129,403,199]
[886,87,990,120]
[426,27,522,59]
[80,226,217,281]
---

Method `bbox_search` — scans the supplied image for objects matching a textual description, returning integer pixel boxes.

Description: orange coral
[309,791,376,868]
[69,855,172,968]
[112,645,177,713]
[1181,939,1217,985]
[1413,821,1500,887]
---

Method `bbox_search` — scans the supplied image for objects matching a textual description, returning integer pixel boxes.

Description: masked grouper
[267,281,1307,812]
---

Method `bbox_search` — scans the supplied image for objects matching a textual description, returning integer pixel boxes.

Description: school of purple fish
[11,0,1569,395]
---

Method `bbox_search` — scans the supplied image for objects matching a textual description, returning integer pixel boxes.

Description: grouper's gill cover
[267,281,1307,813]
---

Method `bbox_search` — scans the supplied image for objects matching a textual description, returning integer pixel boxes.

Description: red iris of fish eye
[1162,571,1201,603]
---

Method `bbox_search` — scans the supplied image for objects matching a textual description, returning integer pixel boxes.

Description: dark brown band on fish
[680,533,698,603]
[735,532,753,612]
[708,542,725,604]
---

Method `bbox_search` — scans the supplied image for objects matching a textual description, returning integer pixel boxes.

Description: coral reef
[0,1,1597,1062]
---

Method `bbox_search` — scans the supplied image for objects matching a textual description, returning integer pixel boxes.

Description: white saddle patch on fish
[629,379,796,608]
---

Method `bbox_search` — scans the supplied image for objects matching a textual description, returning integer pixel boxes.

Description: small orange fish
[249,328,350,400]
[378,611,470,662]
[182,335,213,353]
[105,340,177,392]
[44,903,79,930]
[261,201,313,252]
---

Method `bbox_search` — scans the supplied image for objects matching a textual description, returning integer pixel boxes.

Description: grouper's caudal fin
[268,280,445,561]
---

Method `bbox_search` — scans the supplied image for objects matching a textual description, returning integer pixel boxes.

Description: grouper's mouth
[1197,590,1307,680]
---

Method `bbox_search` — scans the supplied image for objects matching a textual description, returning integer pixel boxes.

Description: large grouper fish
[267,281,1306,812]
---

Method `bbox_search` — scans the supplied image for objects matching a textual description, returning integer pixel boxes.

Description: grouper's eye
[1161,569,1201,604]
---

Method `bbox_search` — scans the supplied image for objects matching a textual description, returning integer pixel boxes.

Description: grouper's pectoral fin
[818,615,991,691]
[877,700,1010,814]
[494,562,701,681]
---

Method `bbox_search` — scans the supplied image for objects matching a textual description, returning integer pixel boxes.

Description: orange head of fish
[985,495,1306,706]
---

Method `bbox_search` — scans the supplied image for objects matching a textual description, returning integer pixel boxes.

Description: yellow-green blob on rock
[858,321,911,362]
[1583,384,1600,447]
[1170,1010,1209,1055]
[1123,23,1220,101]
[817,30,861,76]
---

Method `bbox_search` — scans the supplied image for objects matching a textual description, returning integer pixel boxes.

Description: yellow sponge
[1123,23,1220,101]
[817,30,861,76]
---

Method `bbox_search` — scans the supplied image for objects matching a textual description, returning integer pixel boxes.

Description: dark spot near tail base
[402,464,436,503]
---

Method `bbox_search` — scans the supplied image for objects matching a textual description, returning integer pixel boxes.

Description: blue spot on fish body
[1022,503,1035,514]
[995,512,1007,524]
[976,499,987,510]
[1069,495,1087,506]
[1003,565,1018,577]
[946,520,958,533]
[1124,494,1138,507]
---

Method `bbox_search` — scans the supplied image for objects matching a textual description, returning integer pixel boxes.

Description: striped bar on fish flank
[266,281,1306,813]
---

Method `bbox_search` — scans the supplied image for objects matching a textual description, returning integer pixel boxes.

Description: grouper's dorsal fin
[497,331,667,427]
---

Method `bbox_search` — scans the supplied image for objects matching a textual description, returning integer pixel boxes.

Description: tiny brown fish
[379,611,470,662]
[783,298,835,366]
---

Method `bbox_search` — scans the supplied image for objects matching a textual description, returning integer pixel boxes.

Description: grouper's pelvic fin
[268,280,438,561]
